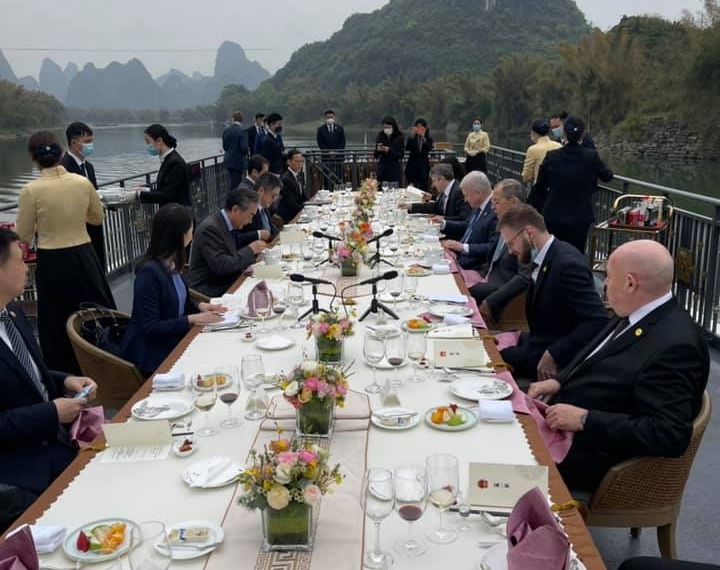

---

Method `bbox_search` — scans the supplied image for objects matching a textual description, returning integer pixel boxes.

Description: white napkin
[422,234,439,243]
[429,324,475,339]
[209,313,239,328]
[152,372,185,390]
[188,457,234,488]
[9,524,66,553]
[444,314,469,326]
[432,263,450,274]
[405,186,426,200]
[477,400,514,423]
[429,293,468,304]
[258,334,291,349]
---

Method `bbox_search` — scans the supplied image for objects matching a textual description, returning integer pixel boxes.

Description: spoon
[481,511,508,528]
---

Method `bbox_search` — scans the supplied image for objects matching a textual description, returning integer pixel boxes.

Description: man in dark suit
[497,204,608,380]
[529,240,709,492]
[61,122,106,270]
[246,113,265,158]
[233,172,281,247]
[188,188,267,298]
[260,112,285,174]
[316,109,346,187]
[550,111,596,149]
[277,149,308,223]
[405,163,471,220]
[0,228,97,531]
[470,179,531,323]
[236,154,269,193]
[222,111,249,188]
[436,171,498,270]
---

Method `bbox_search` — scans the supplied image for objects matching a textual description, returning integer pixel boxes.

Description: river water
[1,123,719,210]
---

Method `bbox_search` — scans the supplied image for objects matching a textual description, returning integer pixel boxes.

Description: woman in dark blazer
[138,124,192,206]
[404,118,433,191]
[120,204,224,377]
[373,116,405,190]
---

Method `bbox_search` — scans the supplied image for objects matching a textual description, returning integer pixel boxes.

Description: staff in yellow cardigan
[522,119,562,185]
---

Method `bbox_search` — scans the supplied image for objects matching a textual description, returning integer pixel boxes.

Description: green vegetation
[0,79,65,132]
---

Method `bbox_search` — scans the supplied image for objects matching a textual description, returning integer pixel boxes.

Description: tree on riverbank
[0,79,64,132]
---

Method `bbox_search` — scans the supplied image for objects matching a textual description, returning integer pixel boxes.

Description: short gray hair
[460,170,492,194]
[429,163,454,181]
[225,187,258,211]
[496,178,526,202]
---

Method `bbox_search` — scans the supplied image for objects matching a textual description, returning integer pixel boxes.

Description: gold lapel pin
[542,266,547,273]
[9,311,15,318]
[634,328,643,337]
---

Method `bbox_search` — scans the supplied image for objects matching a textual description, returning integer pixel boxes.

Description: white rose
[302,360,318,373]
[266,485,290,510]
[303,483,322,505]
[274,463,293,485]
[283,381,299,397]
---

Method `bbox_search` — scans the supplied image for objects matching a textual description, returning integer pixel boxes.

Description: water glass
[129,521,170,570]
[406,332,427,383]
[363,332,385,394]
[405,273,418,298]
[287,282,306,329]
[361,468,395,569]
[216,365,241,429]
[241,354,266,420]
[192,374,217,437]
[393,465,427,558]
[425,453,459,544]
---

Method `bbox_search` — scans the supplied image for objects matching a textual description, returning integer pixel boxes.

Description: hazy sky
[0,0,705,79]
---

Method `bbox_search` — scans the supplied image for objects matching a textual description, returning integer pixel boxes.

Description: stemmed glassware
[388,273,404,307]
[241,354,266,420]
[216,365,241,429]
[363,331,385,394]
[301,241,314,268]
[249,289,273,334]
[192,374,217,437]
[271,289,287,330]
[361,468,395,569]
[406,332,427,383]
[385,334,406,387]
[129,521,170,570]
[456,490,472,532]
[311,236,326,262]
[393,464,428,557]
[405,273,418,299]
[425,453,459,544]
[287,282,306,329]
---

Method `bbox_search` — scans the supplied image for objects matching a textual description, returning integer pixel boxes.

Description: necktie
[487,235,506,276]
[260,209,271,232]
[79,162,87,178]
[461,209,481,243]
[607,316,630,343]
[1,310,47,401]
[438,193,447,215]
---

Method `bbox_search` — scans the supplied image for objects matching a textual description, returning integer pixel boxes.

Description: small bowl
[172,438,197,458]
[241,330,256,343]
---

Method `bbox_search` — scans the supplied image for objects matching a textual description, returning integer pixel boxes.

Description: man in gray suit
[470,179,531,324]
[188,188,267,297]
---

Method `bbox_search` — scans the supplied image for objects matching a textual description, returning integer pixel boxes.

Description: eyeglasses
[506,227,527,245]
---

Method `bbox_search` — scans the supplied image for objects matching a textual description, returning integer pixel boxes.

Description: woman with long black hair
[373,116,404,190]
[138,124,192,206]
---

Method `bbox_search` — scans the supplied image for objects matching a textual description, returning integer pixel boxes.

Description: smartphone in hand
[74,385,92,399]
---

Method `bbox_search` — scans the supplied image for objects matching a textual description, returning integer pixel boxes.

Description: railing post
[703,205,720,332]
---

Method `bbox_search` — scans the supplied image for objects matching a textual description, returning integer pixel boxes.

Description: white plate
[405,266,432,277]
[479,541,507,570]
[371,407,420,430]
[428,304,473,318]
[424,406,478,431]
[154,520,224,560]
[401,319,435,333]
[191,373,233,392]
[239,311,278,321]
[181,456,241,489]
[450,377,514,401]
[63,518,137,563]
[364,357,408,370]
[255,334,295,351]
[131,398,193,421]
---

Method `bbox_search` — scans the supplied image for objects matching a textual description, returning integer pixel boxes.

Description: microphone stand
[298,283,330,321]
[314,237,335,268]
[368,236,395,269]
[359,282,399,322]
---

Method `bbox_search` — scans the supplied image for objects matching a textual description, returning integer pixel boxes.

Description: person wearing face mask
[550,111,596,149]
[61,122,106,269]
[404,118,433,191]
[373,116,404,190]
[316,109,346,187]
[138,124,191,206]
[496,204,607,384]
[463,117,490,174]
[260,112,286,174]
[521,119,561,185]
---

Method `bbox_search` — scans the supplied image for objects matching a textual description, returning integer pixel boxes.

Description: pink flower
[303,483,322,504]
[317,381,330,397]
[318,322,329,334]
[277,452,298,465]
[336,383,347,396]
[303,377,319,392]
[298,450,317,464]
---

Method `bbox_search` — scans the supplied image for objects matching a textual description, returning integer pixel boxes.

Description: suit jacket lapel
[530,240,555,306]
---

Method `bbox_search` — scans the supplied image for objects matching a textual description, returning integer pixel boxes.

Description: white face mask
[326,118,335,125]
[383,128,393,136]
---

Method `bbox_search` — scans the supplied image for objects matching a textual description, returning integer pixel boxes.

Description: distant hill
[0,49,17,83]
[17,75,39,91]
[213,41,269,91]
[39,57,71,101]
[268,0,589,95]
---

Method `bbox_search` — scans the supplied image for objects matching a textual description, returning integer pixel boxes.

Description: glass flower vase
[261,502,315,551]
[316,336,343,365]
[296,396,335,438]
[340,256,358,277]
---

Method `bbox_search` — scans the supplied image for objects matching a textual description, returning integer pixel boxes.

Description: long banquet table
[5,212,607,570]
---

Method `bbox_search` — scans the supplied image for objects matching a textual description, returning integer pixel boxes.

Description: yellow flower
[298,388,312,404]
[304,463,317,479]
[263,480,272,491]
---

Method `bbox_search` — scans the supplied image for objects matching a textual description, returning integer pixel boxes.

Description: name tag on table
[280,230,305,245]
[253,264,284,279]
[468,462,548,509]
[433,338,487,368]
[100,421,172,463]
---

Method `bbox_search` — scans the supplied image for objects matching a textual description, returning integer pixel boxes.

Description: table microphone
[312,230,341,242]
[366,228,394,244]
[354,270,399,287]
[288,273,334,286]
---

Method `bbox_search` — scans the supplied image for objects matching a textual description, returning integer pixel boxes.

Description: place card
[280,229,305,244]
[433,338,487,367]
[467,462,548,509]
[100,421,172,463]
[253,264,284,279]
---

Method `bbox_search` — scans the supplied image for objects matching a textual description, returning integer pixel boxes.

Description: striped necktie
[461,209,481,243]
[487,235,505,276]
[1,309,47,401]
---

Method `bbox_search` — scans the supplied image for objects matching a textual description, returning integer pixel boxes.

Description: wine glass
[456,490,472,532]
[388,273,404,307]
[241,354,266,420]
[312,236,326,262]
[287,281,306,329]
[406,332,427,383]
[363,331,385,394]
[384,334,406,387]
[217,365,241,429]
[361,468,395,569]
[405,273,418,299]
[251,289,273,334]
[425,453,459,544]
[192,374,218,437]
[129,521,170,570]
[301,242,314,268]
[271,289,287,330]
[393,464,428,557]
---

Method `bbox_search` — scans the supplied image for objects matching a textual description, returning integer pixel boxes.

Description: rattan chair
[188,287,211,304]
[586,390,712,559]
[66,309,145,410]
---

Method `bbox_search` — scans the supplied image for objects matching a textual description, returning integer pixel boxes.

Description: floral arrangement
[305,311,354,342]
[238,435,343,511]
[332,219,372,263]
[281,360,349,409]
[354,178,378,220]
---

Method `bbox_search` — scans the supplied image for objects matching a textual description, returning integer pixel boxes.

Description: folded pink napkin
[444,250,460,274]
[69,406,105,448]
[465,296,487,328]
[0,527,38,570]
[507,486,570,570]
[246,280,270,316]
[495,331,521,352]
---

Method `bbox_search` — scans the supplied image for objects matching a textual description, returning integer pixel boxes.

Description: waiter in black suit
[404,163,471,220]
[61,122,106,270]
[316,110,346,188]
[529,240,709,492]
[277,149,308,223]
[221,111,249,188]
[246,113,265,158]
[0,228,98,531]
[497,204,608,380]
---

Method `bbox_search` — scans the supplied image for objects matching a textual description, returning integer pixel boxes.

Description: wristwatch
[580,410,589,429]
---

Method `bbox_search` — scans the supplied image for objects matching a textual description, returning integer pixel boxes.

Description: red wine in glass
[398,505,423,522]
[387,357,404,367]
[220,392,239,405]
